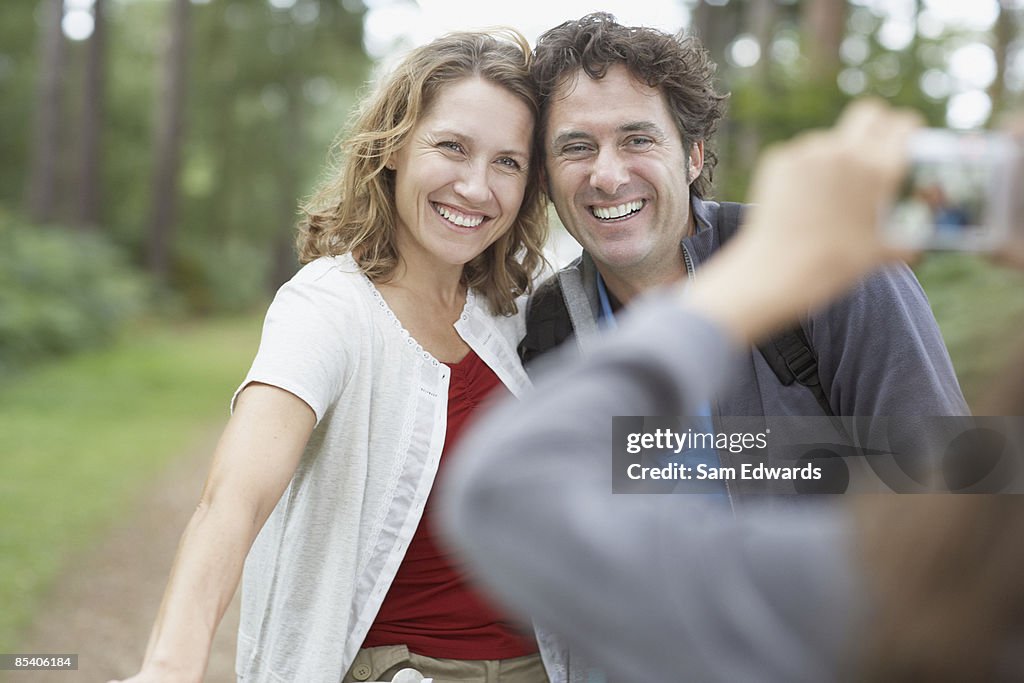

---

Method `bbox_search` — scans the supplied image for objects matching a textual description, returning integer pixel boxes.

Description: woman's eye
[439,140,464,153]
[496,156,522,170]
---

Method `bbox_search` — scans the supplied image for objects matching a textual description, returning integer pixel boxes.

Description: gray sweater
[440,293,865,683]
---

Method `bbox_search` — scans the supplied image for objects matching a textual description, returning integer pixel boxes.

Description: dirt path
[6,428,240,683]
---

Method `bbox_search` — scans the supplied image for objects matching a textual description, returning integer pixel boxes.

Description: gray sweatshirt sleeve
[440,292,864,683]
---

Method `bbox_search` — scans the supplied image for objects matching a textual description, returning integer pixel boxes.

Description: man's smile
[590,199,646,221]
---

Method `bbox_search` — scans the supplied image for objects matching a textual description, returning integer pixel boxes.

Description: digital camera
[885,128,1023,251]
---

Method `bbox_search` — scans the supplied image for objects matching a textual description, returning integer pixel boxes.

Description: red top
[362,350,537,659]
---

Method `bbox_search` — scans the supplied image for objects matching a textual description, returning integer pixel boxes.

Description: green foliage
[1,0,369,313]
[0,314,261,652]
[733,78,847,138]
[173,236,275,313]
[720,78,851,199]
[914,254,1024,408]
[175,0,370,297]
[713,3,1002,202]
[0,213,151,376]
[0,3,38,211]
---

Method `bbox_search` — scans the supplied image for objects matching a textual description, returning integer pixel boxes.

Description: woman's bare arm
[109,383,315,683]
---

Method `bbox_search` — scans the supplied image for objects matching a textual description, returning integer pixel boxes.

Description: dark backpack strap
[518,278,575,371]
[715,201,837,419]
[767,329,850,440]
[716,201,745,246]
[761,328,836,418]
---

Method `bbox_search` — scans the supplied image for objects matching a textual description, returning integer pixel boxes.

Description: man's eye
[627,136,655,149]
[562,143,593,157]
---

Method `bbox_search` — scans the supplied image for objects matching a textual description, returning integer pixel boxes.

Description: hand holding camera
[885,127,1024,253]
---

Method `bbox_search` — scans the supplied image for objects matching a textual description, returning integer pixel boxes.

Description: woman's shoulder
[269,254,373,322]
[290,254,362,286]
[282,255,371,298]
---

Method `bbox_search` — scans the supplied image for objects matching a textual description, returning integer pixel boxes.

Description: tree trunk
[691,0,713,46]
[689,0,742,71]
[147,0,191,282]
[270,80,305,291]
[735,0,780,182]
[77,0,106,230]
[747,0,777,84]
[988,1,1014,121]
[689,0,742,199]
[26,0,67,224]
[802,0,847,82]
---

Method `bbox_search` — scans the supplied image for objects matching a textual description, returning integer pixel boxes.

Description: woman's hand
[106,668,191,683]
[110,383,315,683]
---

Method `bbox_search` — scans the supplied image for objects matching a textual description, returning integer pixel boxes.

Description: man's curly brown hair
[532,12,728,198]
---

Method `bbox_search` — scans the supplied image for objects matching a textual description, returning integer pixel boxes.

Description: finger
[886,246,923,265]
[874,110,923,163]
[990,241,1024,270]
[871,111,923,195]
[836,98,891,143]
[836,100,923,172]
[995,112,1024,139]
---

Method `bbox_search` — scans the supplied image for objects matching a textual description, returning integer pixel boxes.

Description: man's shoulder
[530,255,585,305]
[810,262,958,382]
[818,262,929,324]
[519,259,584,367]
[545,254,585,279]
[527,270,571,319]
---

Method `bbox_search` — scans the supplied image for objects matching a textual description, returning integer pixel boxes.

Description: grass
[915,253,1024,409]
[0,315,262,652]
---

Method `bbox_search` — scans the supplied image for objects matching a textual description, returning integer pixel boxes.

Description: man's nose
[453,161,492,205]
[589,148,630,195]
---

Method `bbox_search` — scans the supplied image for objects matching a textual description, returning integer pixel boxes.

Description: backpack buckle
[786,347,820,386]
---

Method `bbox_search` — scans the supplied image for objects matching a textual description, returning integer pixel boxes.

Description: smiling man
[541,62,706,304]
[519,13,969,478]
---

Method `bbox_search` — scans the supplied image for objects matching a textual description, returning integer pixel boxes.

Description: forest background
[2,0,1024,659]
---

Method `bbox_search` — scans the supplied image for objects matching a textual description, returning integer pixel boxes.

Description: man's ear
[687,140,705,185]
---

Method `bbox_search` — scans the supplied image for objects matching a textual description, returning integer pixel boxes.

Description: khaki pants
[342,645,549,683]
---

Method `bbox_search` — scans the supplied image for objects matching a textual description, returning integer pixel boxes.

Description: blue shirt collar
[596,197,716,327]
[596,271,617,328]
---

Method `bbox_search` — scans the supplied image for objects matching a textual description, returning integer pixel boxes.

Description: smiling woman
[112,30,552,683]
[298,32,547,318]
[388,77,534,285]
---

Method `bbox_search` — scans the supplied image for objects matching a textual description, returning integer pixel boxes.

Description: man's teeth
[434,203,485,228]
[592,200,644,220]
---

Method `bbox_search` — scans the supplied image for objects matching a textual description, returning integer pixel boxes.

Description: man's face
[544,64,703,289]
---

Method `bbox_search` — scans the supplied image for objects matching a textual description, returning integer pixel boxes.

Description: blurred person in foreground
[112,31,554,683]
[519,13,968,470]
[441,100,1024,683]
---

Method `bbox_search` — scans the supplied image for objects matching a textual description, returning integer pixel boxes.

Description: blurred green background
[1,0,1023,656]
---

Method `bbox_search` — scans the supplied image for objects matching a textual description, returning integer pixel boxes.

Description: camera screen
[886,130,1015,250]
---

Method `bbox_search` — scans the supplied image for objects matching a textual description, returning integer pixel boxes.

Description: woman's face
[390,77,534,275]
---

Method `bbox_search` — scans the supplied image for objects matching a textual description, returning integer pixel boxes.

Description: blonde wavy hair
[297,30,548,316]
